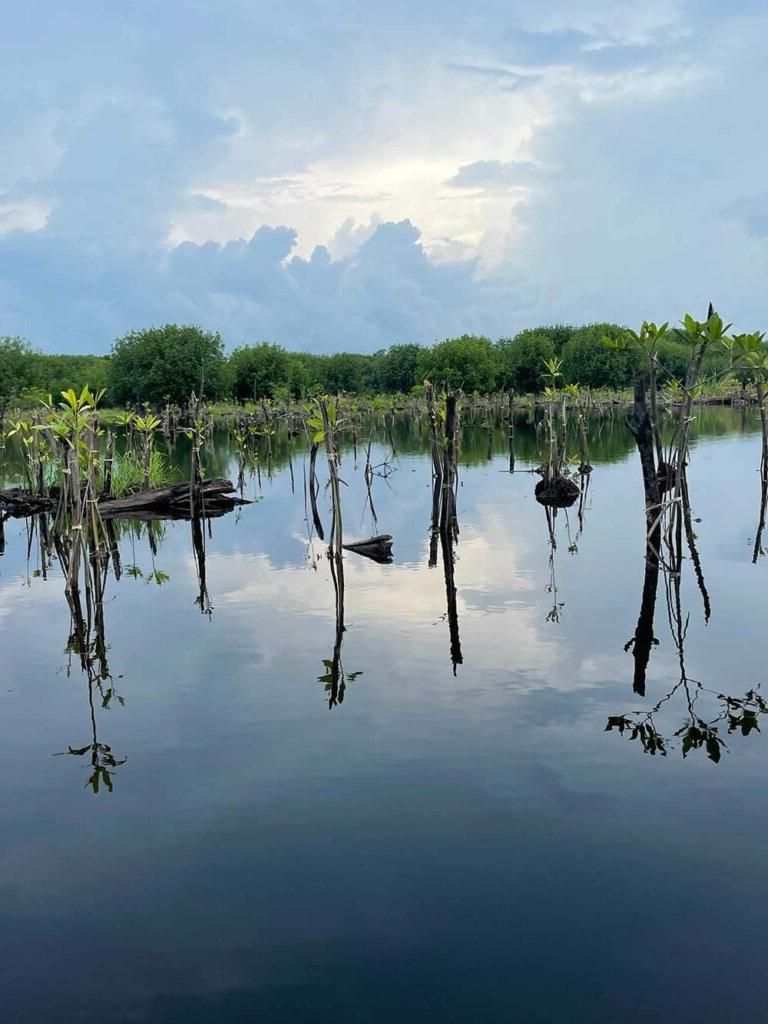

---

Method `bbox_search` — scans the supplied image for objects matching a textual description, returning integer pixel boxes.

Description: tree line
[0,322,731,409]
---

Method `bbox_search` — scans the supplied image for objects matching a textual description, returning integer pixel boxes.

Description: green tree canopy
[108,324,228,406]
[375,343,422,393]
[497,329,556,393]
[27,354,110,401]
[416,335,499,392]
[0,336,35,407]
[230,343,293,401]
[561,324,641,389]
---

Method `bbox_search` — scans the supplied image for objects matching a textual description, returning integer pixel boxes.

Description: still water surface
[2,409,768,1022]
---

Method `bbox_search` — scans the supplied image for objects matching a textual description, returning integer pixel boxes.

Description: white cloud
[1,1,766,349]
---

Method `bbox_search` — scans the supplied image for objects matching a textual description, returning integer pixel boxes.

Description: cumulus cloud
[0,0,767,350]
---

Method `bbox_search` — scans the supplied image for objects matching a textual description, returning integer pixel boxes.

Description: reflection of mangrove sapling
[307,398,366,705]
[606,686,768,763]
[308,398,344,558]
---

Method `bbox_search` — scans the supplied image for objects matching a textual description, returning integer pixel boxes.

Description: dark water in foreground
[2,408,768,1023]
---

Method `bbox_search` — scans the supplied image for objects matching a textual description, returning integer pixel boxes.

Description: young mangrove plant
[722,331,768,478]
[133,410,163,487]
[604,321,670,472]
[535,358,580,508]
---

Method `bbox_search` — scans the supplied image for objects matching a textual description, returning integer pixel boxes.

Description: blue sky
[1,0,766,353]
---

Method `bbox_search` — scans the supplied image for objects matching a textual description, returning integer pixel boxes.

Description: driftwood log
[0,479,248,521]
[99,479,249,519]
[0,488,54,517]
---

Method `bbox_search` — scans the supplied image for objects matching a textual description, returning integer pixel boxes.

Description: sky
[1,0,767,354]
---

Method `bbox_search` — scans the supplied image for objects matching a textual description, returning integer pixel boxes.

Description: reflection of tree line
[0,404,738,488]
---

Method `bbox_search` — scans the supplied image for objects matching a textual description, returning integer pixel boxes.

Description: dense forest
[0,321,732,409]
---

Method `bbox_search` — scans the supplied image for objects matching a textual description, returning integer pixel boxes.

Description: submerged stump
[534,475,580,509]
[342,534,393,564]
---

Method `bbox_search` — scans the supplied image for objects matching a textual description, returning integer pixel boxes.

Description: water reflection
[610,415,765,760]
[47,519,127,792]
[753,474,768,563]
[0,405,766,792]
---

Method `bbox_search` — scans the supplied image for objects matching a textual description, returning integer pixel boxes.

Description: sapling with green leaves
[37,387,106,588]
[603,321,670,469]
[541,356,565,478]
[133,411,162,487]
[722,331,768,476]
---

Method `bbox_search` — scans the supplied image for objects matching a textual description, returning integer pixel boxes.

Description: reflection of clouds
[0,578,60,622]
[192,504,573,688]
[578,652,673,687]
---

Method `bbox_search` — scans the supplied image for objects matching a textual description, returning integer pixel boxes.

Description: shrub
[497,330,556,392]
[561,324,640,389]
[108,325,228,406]
[416,335,500,392]
[230,343,293,401]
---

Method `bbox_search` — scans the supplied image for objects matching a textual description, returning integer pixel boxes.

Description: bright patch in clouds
[0,1,765,352]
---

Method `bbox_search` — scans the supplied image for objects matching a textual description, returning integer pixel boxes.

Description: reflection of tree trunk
[439,519,462,675]
[308,442,324,541]
[625,374,664,695]
[439,391,462,672]
[327,551,346,707]
[105,520,122,580]
[191,511,210,615]
[442,392,459,542]
[363,440,379,532]
[428,475,440,568]
[681,468,711,622]
[627,375,661,533]
[753,474,768,564]
[627,544,659,697]
[190,443,211,615]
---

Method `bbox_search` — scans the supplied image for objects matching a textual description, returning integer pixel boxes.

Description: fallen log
[0,488,54,517]
[0,479,249,521]
[534,475,580,509]
[98,479,249,519]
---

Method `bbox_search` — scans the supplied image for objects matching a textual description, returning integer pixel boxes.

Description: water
[2,408,768,1022]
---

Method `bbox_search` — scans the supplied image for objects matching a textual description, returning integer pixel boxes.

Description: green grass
[108,450,178,497]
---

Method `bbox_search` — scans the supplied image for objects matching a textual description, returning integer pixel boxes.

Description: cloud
[446,160,540,191]
[0,214,520,352]
[722,194,768,239]
[1,1,768,349]
[445,63,542,92]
